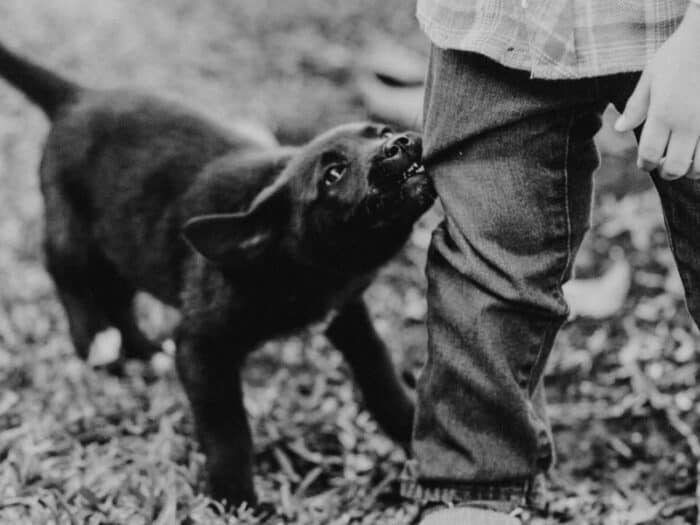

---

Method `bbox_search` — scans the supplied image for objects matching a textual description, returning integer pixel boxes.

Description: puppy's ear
[183,178,290,265]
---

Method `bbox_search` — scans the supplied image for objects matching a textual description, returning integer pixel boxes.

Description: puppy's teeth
[402,163,423,181]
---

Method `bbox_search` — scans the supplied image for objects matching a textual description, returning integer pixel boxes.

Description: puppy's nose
[383,133,413,158]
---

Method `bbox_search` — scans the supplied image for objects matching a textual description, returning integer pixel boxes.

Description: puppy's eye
[380,127,393,138]
[323,165,346,186]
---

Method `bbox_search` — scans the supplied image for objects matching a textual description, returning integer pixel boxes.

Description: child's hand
[615,4,700,180]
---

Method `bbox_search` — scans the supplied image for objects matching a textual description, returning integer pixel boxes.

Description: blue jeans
[403,47,700,506]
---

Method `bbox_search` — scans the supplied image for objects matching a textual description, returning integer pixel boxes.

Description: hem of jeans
[398,477,532,511]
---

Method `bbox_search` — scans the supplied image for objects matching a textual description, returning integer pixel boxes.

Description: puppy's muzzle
[377,132,424,185]
[383,132,421,160]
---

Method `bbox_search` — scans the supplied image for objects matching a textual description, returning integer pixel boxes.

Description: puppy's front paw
[207,473,257,510]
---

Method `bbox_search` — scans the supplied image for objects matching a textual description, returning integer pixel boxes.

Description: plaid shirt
[416,0,689,79]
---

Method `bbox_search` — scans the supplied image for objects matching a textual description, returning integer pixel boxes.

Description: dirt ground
[0,1,698,524]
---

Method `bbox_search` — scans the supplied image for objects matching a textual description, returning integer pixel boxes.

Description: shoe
[418,506,520,525]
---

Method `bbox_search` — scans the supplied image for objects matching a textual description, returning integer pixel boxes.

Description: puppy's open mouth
[363,159,435,223]
[400,162,426,182]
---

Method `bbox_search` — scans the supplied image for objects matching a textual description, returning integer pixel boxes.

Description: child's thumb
[615,70,651,132]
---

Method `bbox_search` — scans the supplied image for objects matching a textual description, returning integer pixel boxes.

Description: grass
[0,1,698,524]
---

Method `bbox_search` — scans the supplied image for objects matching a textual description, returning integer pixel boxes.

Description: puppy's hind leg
[42,168,111,361]
[44,242,109,360]
[95,268,162,362]
[45,239,159,364]
[326,298,415,448]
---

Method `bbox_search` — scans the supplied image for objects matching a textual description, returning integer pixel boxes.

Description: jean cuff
[398,460,546,513]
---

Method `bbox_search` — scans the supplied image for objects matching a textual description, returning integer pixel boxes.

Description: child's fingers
[690,141,700,180]
[660,132,696,180]
[637,116,670,172]
[615,69,651,132]
[688,142,700,180]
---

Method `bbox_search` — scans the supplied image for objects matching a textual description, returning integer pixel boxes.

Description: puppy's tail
[0,41,81,119]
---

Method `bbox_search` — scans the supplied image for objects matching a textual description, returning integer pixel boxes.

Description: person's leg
[405,48,607,508]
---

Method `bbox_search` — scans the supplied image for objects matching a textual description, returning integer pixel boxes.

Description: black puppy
[0,42,435,505]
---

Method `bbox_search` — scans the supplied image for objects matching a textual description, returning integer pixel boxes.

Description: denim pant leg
[651,175,700,322]
[406,48,607,504]
[608,75,700,329]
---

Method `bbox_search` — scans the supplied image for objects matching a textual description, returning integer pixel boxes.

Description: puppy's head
[184,122,435,272]
[289,122,435,270]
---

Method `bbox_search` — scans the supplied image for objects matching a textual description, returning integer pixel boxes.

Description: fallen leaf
[563,252,631,320]
[87,328,121,366]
